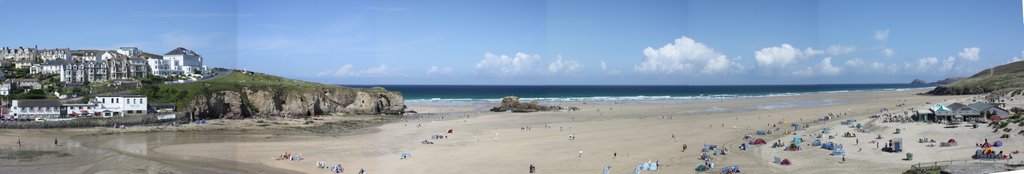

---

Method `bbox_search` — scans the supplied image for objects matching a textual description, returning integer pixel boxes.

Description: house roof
[16,99,61,107]
[164,47,196,55]
[42,60,66,66]
[947,103,968,111]
[968,102,994,111]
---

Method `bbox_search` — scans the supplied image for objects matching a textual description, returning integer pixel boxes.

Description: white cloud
[826,45,856,55]
[908,57,956,73]
[548,56,583,75]
[320,64,355,77]
[881,48,895,57]
[874,29,890,42]
[957,47,981,61]
[793,57,842,77]
[754,44,821,70]
[474,52,542,77]
[844,58,864,67]
[426,66,453,75]
[599,60,622,75]
[318,64,393,77]
[635,36,744,75]
[1012,51,1024,63]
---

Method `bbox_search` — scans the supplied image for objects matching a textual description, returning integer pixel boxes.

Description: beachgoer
[359,168,365,174]
[529,164,536,173]
[17,137,21,146]
[579,150,584,158]
[54,138,58,145]
[613,152,617,159]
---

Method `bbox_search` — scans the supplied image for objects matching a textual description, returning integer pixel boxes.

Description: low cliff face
[189,87,405,119]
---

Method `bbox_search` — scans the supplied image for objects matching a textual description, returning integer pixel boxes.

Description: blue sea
[346,84,936,103]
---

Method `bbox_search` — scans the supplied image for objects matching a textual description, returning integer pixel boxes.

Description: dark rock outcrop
[189,87,405,119]
[910,79,927,84]
[489,96,561,112]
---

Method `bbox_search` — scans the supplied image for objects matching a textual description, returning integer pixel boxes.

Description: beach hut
[780,159,792,165]
[994,140,1004,147]
[750,138,767,145]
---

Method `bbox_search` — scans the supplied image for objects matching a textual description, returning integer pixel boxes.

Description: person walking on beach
[579,150,584,158]
[54,138,58,146]
[529,164,536,173]
[613,152,617,159]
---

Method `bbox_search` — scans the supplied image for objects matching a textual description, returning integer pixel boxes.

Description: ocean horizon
[344,84,936,102]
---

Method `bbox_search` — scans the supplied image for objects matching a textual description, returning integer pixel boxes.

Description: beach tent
[811,139,822,146]
[941,139,958,147]
[756,130,767,135]
[821,142,835,150]
[773,157,782,164]
[780,159,792,165]
[740,143,750,150]
[751,138,767,145]
[604,164,612,174]
[794,126,804,131]
[791,123,800,127]
[831,146,845,156]
[994,140,1004,147]
[641,162,651,170]
[897,138,905,152]
[856,123,862,129]
[649,161,658,170]
[721,166,740,174]
[400,151,411,159]
[792,137,803,143]
[822,128,831,134]
[704,145,718,152]
[695,164,708,172]
[785,143,801,151]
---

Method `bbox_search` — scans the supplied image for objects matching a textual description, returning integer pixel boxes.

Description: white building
[100,51,124,61]
[94,95,148,116]
[163,47,205,75]
[146,58,179,76]
[116,47,140,58]
[29,60,65,75]
[11,99,63,120]
[0,82,10,96]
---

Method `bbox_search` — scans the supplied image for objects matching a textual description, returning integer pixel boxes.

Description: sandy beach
[0,89,1006,173]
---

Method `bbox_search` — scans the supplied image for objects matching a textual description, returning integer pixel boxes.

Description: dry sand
[1,89,1007,173]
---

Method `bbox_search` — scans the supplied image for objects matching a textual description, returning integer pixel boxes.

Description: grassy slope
[135,71,387,108]
[933,61,1024,94]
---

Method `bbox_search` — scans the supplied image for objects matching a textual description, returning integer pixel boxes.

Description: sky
[1,0,1023,85]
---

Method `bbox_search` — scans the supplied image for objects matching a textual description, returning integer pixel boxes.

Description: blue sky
[1,0,1023,85]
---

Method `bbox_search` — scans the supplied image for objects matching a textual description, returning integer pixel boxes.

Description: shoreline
[0,89,985,173]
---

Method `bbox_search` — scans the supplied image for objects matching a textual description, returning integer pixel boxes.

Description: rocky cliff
[189,87,405,119]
